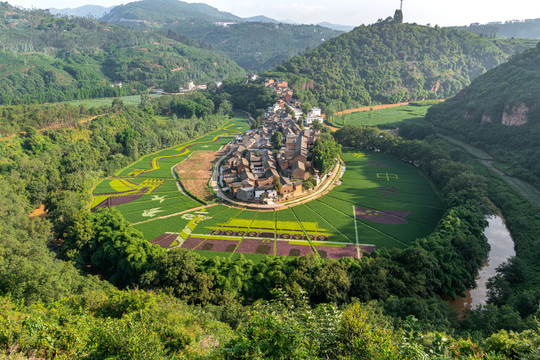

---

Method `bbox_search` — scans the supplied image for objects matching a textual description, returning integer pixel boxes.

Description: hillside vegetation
[425,43,540,186]
[3,87,540,357]
[265,18,534,111]
[0,2,244,105]
[100,0,342,71]
[453,18,540,39]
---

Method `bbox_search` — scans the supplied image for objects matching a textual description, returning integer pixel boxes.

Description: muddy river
[449,215,515,312]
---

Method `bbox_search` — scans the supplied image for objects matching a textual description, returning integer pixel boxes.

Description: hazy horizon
[5,0,540,27]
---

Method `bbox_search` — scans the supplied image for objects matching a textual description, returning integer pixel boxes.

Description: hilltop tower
[394,0,404,23]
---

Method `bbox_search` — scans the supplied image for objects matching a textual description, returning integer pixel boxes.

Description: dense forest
[100,0,342,71]
[425,43,540,186]
[264,17,535,112]
[0,2,245,105]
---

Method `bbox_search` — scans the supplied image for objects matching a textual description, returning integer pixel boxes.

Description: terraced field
[92,116,444,261]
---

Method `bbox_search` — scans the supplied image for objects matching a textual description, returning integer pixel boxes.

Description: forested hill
[0,2,245,105]
[452,18,540,39]
[425,43,540,186]
[100,0,342,71]
[101,0,240,23]
[264,19,535,111]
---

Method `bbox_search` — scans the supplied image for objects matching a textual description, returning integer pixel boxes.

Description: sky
[7,0,540,27]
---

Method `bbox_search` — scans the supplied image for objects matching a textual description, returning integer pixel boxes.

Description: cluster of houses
[219,79,326,204]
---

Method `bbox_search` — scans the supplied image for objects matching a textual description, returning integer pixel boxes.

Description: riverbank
[448,215,515,313]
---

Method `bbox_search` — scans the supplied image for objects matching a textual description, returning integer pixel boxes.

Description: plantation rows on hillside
[0,3,245,105]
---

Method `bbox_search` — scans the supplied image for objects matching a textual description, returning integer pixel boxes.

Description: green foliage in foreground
[1,289,540,359]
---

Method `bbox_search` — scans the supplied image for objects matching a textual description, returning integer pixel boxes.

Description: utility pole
[400,0,403,11]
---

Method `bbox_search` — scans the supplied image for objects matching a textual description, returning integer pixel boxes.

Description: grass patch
[335,105,429,128]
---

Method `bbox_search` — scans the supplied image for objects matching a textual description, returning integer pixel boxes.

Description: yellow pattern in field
[110,179,138,192]
[91,178,165,208]
[128,123,241,178]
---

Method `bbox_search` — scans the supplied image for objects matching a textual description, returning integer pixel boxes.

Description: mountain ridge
[98,0,342,71]
[264,19,536,110]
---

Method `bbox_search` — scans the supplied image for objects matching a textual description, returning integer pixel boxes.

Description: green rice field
[64,94,160,107]
[91,114,445,261]
[333,105,429,128]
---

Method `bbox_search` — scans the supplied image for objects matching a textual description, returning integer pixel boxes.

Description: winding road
[438,134,540,208]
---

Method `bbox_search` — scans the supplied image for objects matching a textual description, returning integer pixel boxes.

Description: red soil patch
[275,240,314,257]
[198,239,238,252]
[29,204,47,218]
[181,237,207,250]
[92,187,151,211]
[176,150,223,202]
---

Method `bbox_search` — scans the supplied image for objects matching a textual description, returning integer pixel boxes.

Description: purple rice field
[151,233,178,248]
[180,237,206,250]
[275,240,314,257]
[315,244,359,259]
[236,238,275,255]
[197,239,239,252]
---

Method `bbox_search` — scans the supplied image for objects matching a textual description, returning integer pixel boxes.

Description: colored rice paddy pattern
[91,118,249,219]
[92,116,444,261]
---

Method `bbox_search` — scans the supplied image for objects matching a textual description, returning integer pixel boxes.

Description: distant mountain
[318,22,355,32]
[48,5,115,18]
[452,18,540,39]
[425,43,540,185]
[0,2,245,104]
[101,0,240,23]
[244,15,280,24]
[100,0,342,71]
[264,18,536,109]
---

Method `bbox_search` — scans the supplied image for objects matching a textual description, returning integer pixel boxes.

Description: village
[218,79,328,204]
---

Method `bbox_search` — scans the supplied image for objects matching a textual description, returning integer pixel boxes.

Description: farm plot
[334,105,429,128]
[91,118,249,227]
[117,118,248,179]
[132,213,191,242]
[319,150,444,248]
[93,113,443,260]
[176,150,223,202]
[291,204,350,244]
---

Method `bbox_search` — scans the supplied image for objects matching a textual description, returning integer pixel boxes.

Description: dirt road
[439,134,540,208]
